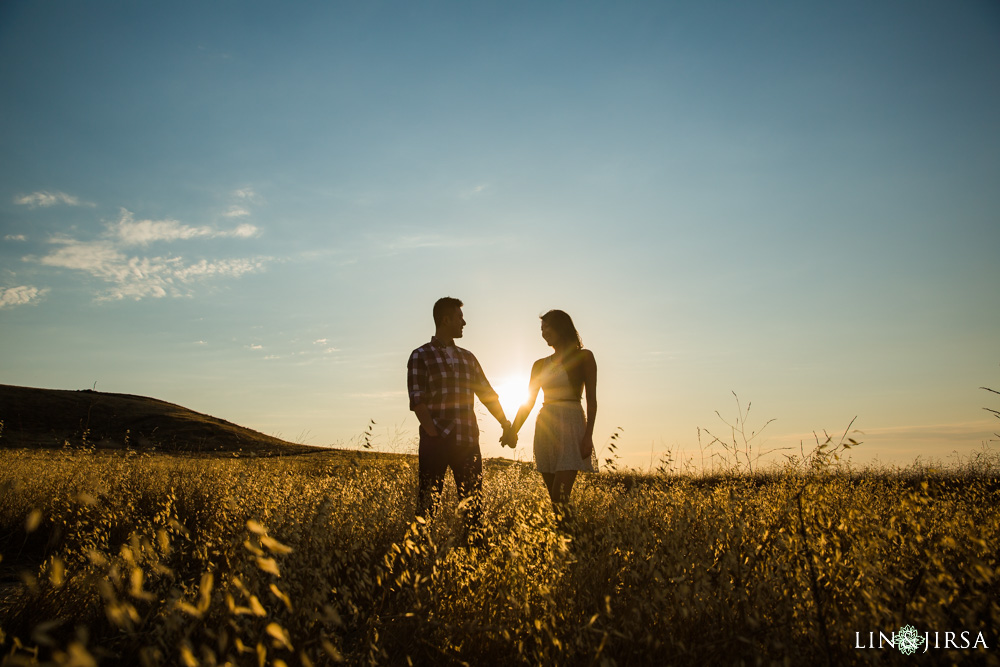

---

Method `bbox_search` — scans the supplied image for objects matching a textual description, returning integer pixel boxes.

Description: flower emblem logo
[896,625,926,655]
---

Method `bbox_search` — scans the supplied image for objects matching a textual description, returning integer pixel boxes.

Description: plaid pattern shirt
[407,336,501,448]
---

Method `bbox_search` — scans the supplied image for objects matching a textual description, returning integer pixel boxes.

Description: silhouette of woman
[505,310,598,523]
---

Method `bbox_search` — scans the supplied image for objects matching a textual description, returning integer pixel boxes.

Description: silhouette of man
[407,297,511,539]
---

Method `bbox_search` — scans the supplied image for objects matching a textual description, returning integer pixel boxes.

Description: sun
[494,373,531,417]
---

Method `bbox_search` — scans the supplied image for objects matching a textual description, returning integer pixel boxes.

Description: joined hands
[500,422,518,449]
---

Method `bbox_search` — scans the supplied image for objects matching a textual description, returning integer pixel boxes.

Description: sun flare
[495,374,531,417]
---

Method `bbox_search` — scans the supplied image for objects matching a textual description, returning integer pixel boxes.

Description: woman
[505,310,598,521]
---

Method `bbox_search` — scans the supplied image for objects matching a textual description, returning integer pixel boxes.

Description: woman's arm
[580,350,597,457]
[511,358,545,435]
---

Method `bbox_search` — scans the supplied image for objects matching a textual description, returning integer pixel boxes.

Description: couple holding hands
[407,297,598,538]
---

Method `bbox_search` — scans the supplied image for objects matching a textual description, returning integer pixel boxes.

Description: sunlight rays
[494,373,531,417]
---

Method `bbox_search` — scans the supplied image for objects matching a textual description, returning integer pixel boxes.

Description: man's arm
[481,389,510,430]
[472,357,511,430]
[413,404,440,437]
[407,349,440,436]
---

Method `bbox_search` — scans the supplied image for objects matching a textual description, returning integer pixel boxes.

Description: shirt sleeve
[471,354,501,407]
[407,349,427,411]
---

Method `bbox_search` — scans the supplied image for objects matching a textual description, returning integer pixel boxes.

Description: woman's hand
[579,433,594,458]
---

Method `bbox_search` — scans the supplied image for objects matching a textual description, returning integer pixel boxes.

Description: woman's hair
[540,309,582,349]
[541,310,585,394]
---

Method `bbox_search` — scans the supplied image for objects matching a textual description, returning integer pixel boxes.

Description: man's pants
[417,431,483,532]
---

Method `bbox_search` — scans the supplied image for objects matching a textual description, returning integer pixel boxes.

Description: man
[407,297,513,538]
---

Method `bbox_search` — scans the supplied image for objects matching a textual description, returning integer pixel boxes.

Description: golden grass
[1,445,999,665]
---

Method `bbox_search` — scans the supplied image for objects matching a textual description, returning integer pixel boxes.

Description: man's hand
[500,423,518,448]
[414,404,440,437]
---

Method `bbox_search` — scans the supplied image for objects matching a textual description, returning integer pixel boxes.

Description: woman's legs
[541,472,556,500]
[540,470,578,528]
[552,470,578,506]
[540,470,578,504]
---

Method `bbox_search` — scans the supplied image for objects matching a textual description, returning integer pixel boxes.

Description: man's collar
[431,335,455,348]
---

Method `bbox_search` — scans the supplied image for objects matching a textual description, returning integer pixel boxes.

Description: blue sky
[2,1,998,468]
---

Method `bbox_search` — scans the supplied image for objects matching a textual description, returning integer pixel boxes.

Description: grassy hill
[0,384,323,454]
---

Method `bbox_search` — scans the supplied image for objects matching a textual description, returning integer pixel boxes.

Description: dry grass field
[2,435,999,666]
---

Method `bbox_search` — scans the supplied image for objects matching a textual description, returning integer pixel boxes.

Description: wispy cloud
[228,224,258,238]
[233,187,259,202]
[311,338,340,353]
[0,285,49,308]
[24,208,267,301]
[459,183,489,199]
[38,238,123,275]
[172,258,262,280]
[221,188,262,219]
[196,44,233,61]
[4,235,27,242]
[114,209,259,245]
[223,207,251,218]
[14,191,94,208]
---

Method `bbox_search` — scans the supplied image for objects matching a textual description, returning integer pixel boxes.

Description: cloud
[220,188,263,219]
[310,339,339,353]
[0,285,49,308]
[5,235,27,242]
[25,210,267,301]
[115,216,211,245]
[14,191,94,208]
[229,223,259,238]
[459,183,489,199]
[114,209,259,245]
[38,238,125,277]
[35,239,176,300]
[174,258,263,280]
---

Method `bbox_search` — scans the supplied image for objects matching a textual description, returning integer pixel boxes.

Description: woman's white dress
[533,358,598,473]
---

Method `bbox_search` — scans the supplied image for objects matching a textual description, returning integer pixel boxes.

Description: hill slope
[0,384,322,454]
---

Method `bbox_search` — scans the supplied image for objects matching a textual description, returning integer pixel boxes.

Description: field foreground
[1,447,999,666]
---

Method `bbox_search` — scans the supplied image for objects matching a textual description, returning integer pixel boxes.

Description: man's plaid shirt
[407,336,501,448]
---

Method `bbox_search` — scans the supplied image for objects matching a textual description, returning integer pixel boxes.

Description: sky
[1,0,998,470]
